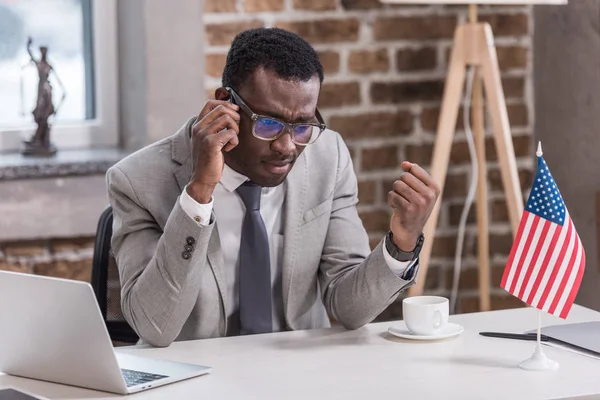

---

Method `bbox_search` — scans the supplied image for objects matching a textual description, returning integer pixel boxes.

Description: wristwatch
[385,231,424,262]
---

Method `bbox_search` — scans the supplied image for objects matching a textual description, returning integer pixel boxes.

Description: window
[0,0,117,152]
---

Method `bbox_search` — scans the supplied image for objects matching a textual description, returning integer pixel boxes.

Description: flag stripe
[559,247,586,319]
[549,230,580,315]
[537,219,574,311]
[529,219,570,307]
[511,217,544,296]
[501,212,534,290]
[517,219,552,299]
[523,222,561,305]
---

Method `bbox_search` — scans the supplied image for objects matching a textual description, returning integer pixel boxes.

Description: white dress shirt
[179,164,413,333]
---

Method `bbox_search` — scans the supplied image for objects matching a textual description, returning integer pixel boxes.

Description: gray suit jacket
[106,118,417,347]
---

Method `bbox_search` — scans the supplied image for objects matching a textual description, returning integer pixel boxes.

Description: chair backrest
[91,206,139,346]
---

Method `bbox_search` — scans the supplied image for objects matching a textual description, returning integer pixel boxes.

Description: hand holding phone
[187,99,241,204]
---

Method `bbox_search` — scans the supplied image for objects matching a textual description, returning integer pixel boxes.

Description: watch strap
[385,231,424,262]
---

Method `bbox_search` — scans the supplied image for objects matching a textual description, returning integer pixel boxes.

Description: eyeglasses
[225,87,327,146]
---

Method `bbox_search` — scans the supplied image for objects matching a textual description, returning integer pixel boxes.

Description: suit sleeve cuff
[180,184,213,226]
[383,235,418,280]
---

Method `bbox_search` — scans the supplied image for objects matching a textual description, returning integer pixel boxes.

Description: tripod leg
[408,25,468,297]
[479,24,524,236]
[472,68,491,312]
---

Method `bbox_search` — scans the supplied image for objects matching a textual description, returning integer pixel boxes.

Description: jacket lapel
[171,117,229,333]
[282,152,308,329]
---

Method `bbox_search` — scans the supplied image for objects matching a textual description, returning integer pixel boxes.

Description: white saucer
[388,322,464,341]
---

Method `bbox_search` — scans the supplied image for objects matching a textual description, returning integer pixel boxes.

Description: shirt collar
[219,163,281,194]
[220,163,249,192]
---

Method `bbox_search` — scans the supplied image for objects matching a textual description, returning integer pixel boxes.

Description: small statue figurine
[21,36,66,157]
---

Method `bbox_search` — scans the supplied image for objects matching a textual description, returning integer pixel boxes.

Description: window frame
[0,0,119,153]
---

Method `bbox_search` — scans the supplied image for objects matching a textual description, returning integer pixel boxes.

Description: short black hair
[222,28,324,90]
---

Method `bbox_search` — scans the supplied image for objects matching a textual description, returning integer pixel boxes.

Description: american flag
[500,154,585,319]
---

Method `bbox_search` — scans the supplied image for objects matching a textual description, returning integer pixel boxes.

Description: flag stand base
[519,343,559,371]
[519,310,559,371]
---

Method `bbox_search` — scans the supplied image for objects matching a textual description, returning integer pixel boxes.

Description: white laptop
[0,271,211,395]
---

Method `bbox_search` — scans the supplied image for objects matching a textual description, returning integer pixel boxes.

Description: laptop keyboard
[121,368,169,387]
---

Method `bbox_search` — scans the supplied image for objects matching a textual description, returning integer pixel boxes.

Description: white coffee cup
[402,296,449,336]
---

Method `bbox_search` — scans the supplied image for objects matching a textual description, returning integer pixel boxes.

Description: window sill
[0,148,128,181]
[0,148,128,242]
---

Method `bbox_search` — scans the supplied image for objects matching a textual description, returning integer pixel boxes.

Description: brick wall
[0,238,94,282]
[204,0,534,316]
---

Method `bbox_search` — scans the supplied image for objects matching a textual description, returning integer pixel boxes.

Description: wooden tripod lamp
[379,0,567,311]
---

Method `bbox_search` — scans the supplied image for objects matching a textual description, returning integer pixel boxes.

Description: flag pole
[518,309,558,371]
[517,142,558,371]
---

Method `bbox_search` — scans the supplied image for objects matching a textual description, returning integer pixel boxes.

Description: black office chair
[91,206,139,346]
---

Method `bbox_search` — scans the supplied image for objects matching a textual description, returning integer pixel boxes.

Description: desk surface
[2,305,600,399]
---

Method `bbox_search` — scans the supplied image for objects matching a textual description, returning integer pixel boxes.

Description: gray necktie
[236,181,272,335]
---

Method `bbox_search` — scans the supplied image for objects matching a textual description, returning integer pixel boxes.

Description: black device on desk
[480,321,600,359]
[0,388,45,400]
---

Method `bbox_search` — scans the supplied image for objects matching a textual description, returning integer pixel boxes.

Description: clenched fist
[186,100,241,204]
[388,161,440,251]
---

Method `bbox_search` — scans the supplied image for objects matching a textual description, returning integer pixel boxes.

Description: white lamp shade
[380,0,566,4]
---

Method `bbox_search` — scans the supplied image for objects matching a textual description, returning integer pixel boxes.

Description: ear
[215,87,230,101]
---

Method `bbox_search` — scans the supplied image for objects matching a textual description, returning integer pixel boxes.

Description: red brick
[318,51,340,75]
[507,103,528,127]
[373,16,456,41]
[448,203,476,226]
[358,180,378,205]
[341,0,381,9]
[362,147,398,171]
[329,111,413,140]
[497,46,528,70]
[460,295,525,313]
[420,106,465,132]
[3,242,46,257]
[34,260,92,282]
[443,173,469,198]
[405,143,433,166]
[420,103,527,132]
[205,0,237,12]
[318,82,361,108]
[446,136,531,165]
[294,0,337,10]
[424,264,443,291]
[491,199,509,222]
[430,234,473,258]
[206,21,264,46]
[359,209,390,233]
[396,47,437,72]
[485,135,531,161]
[480,13,529,37]
[0,262,33,274]
[488,168,534,192]
[276,19,360,44]
[206,54,227,78]
[489,233,513,256]
[244,0,284,12]
[445,267,479,290]
[503,76,525,99]
[371,81,444,104]
[51,237,95,253]
[348,49,390,73]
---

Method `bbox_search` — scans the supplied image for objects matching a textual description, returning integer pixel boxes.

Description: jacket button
[182,252,191,260]
[186,237,195,245]
[184,245,193,252]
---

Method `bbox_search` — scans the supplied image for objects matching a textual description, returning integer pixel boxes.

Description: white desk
[3,305,600,399]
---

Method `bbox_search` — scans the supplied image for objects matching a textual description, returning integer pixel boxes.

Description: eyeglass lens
[254,118,319,144]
